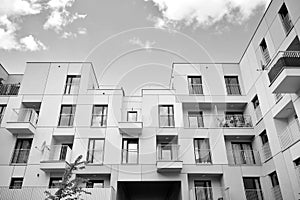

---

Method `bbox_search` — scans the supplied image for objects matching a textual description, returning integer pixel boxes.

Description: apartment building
[0,0,300,200]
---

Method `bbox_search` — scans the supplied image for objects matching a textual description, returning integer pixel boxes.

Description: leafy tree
[45,155,91,200]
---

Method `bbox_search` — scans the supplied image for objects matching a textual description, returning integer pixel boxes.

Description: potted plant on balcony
[45,155,90,200]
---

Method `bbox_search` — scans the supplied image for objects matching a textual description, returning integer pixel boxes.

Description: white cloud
[19,35,47,51]
[77,27,87,35]
[61,31,77,38]
[145,0,271,28]
[129,37,156,49]
[0,0,42,17]
[44,0,87,33]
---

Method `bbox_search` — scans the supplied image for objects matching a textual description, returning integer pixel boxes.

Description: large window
[0,104,6,123]
[91,105,108,127]
[224,76,241,95]
[58,105,76,127]
[269,171,283,200]
[49,177,62,188]
[231,143,256,165]
[122,138,138,164]
[64,75,80,94]
[279,3,293,35]
[9,178,23,189]
[194,139,211,164]
[243,177,264,200]
[188,76,203,95]
[188,111,204,128]
[260,39,271,64]
[159,105,175,127]
[11,139,32,164]
[87,139,104,164]
[194,180,213,200]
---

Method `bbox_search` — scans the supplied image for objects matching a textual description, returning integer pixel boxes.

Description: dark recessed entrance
[117,181,181,200]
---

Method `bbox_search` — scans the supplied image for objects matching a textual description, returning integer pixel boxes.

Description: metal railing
[227,150,261,165]
[216,114,252,128]
[278,119,300,150]
[262,143,272,162]
[225,84,241,95]
[244,189,264,200]
[157,144,180,161]
[189,84,204,95]
[10,108,38,126]
[194,149,212,164]
[0,186,114,200]
[190,187,230,200]
[274,93,283,103]
[271,185,283,200]
[281,14,293,34]
[41,145,71,163]
[87,149,103,164]
[0,83,20,95]
[11,149,31,164]
[122,149,138,164]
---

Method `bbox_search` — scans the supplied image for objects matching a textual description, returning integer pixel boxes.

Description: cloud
[0,0,42,16]
[44,0,87,33]
[20,35,47,51]
[145,0,271,28]
[61,27,87,39]
[129,37,156,49]
[77,27,87,35]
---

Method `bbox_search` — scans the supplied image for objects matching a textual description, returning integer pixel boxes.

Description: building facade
[1,0,300,199]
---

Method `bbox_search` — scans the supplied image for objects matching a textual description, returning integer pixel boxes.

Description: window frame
[224,76,241,95]
[278,3,293,35]
[91,105,108,127]
[11,138,32,165]
[64,75,81,95]
[188,111,204,128]
[159,105,175,128]
[49,177,62,188]
[122,138,139,164]
[127,111,138,122]
[87,139,105,164]
[188,76,203,95]
[194,138,212,164]
[9,178,23,189]
[58,105,76,127]
[260,38,271,64]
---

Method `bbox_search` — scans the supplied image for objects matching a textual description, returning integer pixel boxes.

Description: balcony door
[194,180,213,200]
[243,177,263,200]
[232,143,255,165]
[59,143,72,160]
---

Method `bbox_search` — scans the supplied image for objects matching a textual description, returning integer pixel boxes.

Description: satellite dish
[35,141,48,151]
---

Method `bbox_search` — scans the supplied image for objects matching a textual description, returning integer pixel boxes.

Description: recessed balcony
[5,109,38,135]
[156,144,182,172]
[118,122,143,135]
[268,51,300,93]
[40,145,72,172]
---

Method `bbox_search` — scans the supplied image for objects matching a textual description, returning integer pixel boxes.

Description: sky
[0,0,271,94]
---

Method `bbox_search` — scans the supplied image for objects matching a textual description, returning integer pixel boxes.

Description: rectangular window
[49,177,62,188]
[243,177,264,200]
[64,75,80,94]
[122,138,138,164]
[231,143,256,165]
[188,111,204,128]
[224,76,241,95]
[11,139,32,164]
[194,180,213,200]
[279,3,293,34]
[294,157,300,182]
[9,178,23,189]
[260,39,271,64]
[86,180,104,188]
[87,139,104,164]
[252,95,260,109]
[127,111,138,122]
[159,105,175,127]
[0,104,6,123]
[58,105,76,127]
[194,139,211,164]
[188,76,203,95]
[91,105,108,127]
[269,172,279,187]
[260,130,269,145]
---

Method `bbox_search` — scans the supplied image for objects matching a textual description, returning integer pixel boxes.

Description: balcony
[0,83,20,96]
[156,144,182,172]
[6,109,38,135]
[278,119,300,150]
[268,51,300,93]
[40,145,72,172]
[227,150,261,166]
[244,189,264,200]
[0,186,115,200]
[189,187,230,200]
[262,143,272,162]
[271,185,283,200]
[118,122,143,136]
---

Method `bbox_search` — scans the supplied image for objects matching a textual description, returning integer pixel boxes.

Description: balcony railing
[217,114,252,128]
[157,144,179,161]
[122,149,138,164]
[11,149,30,164]
[194,149,212,164]
[190,187,230,200]
[41,145,71,162]
[227,150,261,165]
[268,51,300,84]
[225,84,241,95]
[262,143,272,162]
[0,186,115,200]
[281,14,293,34]
[10,108,38,126]
[0,83,20,95]
[189,84,204,95]
[278,119,300,150]
[244,189,264,200]
[274,93,283,103]
[271,185,283,200]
